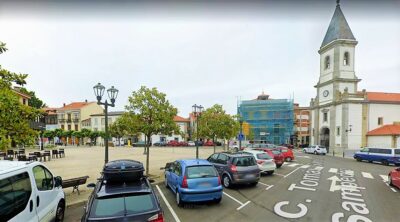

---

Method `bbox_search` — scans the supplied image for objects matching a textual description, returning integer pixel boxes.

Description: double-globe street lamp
[93,83,119,164]
[192,104,203,159]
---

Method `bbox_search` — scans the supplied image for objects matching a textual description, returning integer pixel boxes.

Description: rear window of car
[232,156,256,166]
[319,146,326,149]
[256,153,272,160]
[186,166,218,179]
[272,150,281,155]
[90,194,157,218]
[395,149,400,155]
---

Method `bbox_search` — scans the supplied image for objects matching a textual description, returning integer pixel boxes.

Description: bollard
[342,151,345,158]
[333,150,335,156]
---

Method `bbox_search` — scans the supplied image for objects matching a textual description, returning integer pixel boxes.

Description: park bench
[62,176,89,195]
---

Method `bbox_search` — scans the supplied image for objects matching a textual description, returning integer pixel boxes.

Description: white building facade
[310,2,400,152]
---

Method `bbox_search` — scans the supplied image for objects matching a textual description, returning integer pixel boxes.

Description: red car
[253,148,284,168]
[275,146,295,162]
[167,140,180,146]
[179,141,188,146]
[389,167,400,189]
[203,141,214,146]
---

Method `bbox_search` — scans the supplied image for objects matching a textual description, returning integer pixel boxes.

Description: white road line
[258,182,270,186]
[236,201,251,211]
[265,185,274,191]
[361,172,374,179]
[275,173,285,177]
[391,188,397,193]
[155,185,181,222]
[380,175,389,182]
[329,168,338,173]
[288,163,300,167]
[284,168,301,178]
[300,165,310,169]
[223,192,244,205]
[314,166,324,171]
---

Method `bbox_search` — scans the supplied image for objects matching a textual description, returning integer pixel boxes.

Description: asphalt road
[65,150,399,222]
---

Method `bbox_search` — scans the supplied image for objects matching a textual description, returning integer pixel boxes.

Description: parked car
[179,141,188,146]
[275,146,295,162]
[82,159,164,222]
[303,145,327,155]
[203,141,214,146]
[243,150,276,175]
[188,141,196,146]
[167,140,180,147]
[215,141,222,146]
[281,144,294,149]
[0,161,65,222]
[195,141,203,146]
[207,152,260,188]
[250,148,285,168]
[353,147,400,166]
[389,167,400,189]
[163,159,223,207]
[132,141,147,147]
[153,141,167,146]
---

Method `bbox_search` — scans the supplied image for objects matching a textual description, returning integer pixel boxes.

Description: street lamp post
[192,104,203,159]
[239,116,243,152]
[93,83,119,164]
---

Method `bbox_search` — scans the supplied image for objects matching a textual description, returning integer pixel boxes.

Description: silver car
[303,145,327,155]
[243,150,276,175]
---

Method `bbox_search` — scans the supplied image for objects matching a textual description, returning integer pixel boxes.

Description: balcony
[58,118,66,123]
[67,118,72,123]
[73,118,80,123]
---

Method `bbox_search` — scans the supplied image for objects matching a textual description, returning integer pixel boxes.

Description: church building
[310,1,400,152]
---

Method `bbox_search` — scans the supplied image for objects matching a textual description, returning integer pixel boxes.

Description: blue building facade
[238,93,294,145]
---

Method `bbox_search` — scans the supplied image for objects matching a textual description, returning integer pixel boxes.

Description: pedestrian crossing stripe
[328,168,338,173]
[361,172,374,179]
[300,165,310,169]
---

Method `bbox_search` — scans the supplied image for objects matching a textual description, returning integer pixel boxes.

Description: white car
[243,150,276,175]
[0,161,65,222]
[188,141,195,146]
[303,145,327,155]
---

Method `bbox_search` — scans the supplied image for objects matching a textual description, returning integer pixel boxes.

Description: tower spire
[337,0,340,6]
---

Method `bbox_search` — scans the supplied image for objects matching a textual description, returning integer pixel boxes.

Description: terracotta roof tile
[43,108,58,115]
[367,92,400,103]
[367,124,400,136]
[174,116,190,122]
[59,102,94,110]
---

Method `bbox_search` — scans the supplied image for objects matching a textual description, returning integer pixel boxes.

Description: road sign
[238,133,244,140]
[242,122,250,135]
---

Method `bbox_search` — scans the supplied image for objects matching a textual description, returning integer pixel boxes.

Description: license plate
[245,174,255,179]
[199,182,211,187]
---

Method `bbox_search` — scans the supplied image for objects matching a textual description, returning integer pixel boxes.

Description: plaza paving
[42,145,224,206]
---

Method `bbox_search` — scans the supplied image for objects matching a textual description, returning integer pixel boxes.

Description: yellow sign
[242,122,250,136]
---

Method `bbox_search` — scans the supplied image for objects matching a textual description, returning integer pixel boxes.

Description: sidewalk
[326,148,357,159]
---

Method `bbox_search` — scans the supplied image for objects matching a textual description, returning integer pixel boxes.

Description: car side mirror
[54,176,62,188]
[87,183,96,188]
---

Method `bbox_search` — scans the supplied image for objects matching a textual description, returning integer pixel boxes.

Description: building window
[336,126,340,136]
[343,52,349,66]
[94,118,98,126]
[23,98,26,105]
[75,125,78,131]
[378,117,383,125]
[325,56,330,69]
[323,112,328,122]
[274,124,280,134]
[101,118,105,125]
[68,125,71,130]
[61,125,64,130]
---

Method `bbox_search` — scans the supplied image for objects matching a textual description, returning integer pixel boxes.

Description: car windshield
[256,153,272,160]
[90,194,157,218]
[186,165,218,179]
[272,150,281,155]
[233,156,256,166]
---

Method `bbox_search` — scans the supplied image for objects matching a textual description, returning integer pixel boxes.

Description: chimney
[85,99,88,103]
[63,103,66,107]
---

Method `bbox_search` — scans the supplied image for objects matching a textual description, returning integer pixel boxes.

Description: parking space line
[390,188,397,193]
[223,192,244,205]
[380,175,389,182]
[275,173,285,177]
[300,165,310,169]
[258,181,274,190]
[329,168,338,173]
[155,185,181,222]
[284,167,301,178]
[236,201,251,210]
[361,172,374,179]
[288,163,300,167]
[266,185,274,190]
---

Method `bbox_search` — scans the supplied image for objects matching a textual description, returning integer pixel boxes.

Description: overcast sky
[1,0,399,116]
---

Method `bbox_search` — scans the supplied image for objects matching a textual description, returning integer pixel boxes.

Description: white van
[0,161,65,222]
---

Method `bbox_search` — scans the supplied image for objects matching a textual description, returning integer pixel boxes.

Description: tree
[199,104,239,153]
[19,87,46,109]
[43,130,55,144]
[126,86,179,175]
[109,118,126,146]
[0,42,41,150]
[80,128,92,145]
[89,131,100,146]
[72,131,83,146]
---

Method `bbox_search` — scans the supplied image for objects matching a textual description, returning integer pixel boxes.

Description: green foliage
[54,128,64,138]
[126,86,179,175]
[0,41,7,54]
[199,104,239,142]
[43,130,55,140]
[81,128,92,138]
[109,118,126,139]
[19,87,46,109]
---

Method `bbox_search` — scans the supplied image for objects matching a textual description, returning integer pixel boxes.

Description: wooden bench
[62,176,89,195]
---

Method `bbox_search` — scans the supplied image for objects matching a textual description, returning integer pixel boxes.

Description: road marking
[236,201,251,210]
[300,165,310,169]
[275,173,285,177]
[296,156,311,159]
[258,182,274,190]
[327,176,341,192]
[329,168,338,173]
[288,163,300,167]
[361,172,374,179]
[223,192,243,205]
[391,188,397,193]
[380,175,389,182]
[258,181,270,186]
[223,192,251,211]
[284,168,301,178]
[266,185,274,190]
[155,185,181,222]
[314,166,324,171]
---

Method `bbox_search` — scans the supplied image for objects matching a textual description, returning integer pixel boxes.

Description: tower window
[323,112,328,122]
[324,56,330,69]
[344,52,349,66]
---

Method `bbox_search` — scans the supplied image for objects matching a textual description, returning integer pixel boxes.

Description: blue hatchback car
[164,159,223,207]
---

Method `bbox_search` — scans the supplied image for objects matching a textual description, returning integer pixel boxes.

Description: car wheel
[276,164,282,168]
[285,157,292,162]
[382,160,389,166]
[269,170,274,175]
[222,175,231,188]
[356,157,361,162]
[55,201,65,222]
[389,175,393,186]
[176,191,184,207]
[314,151,318,155]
